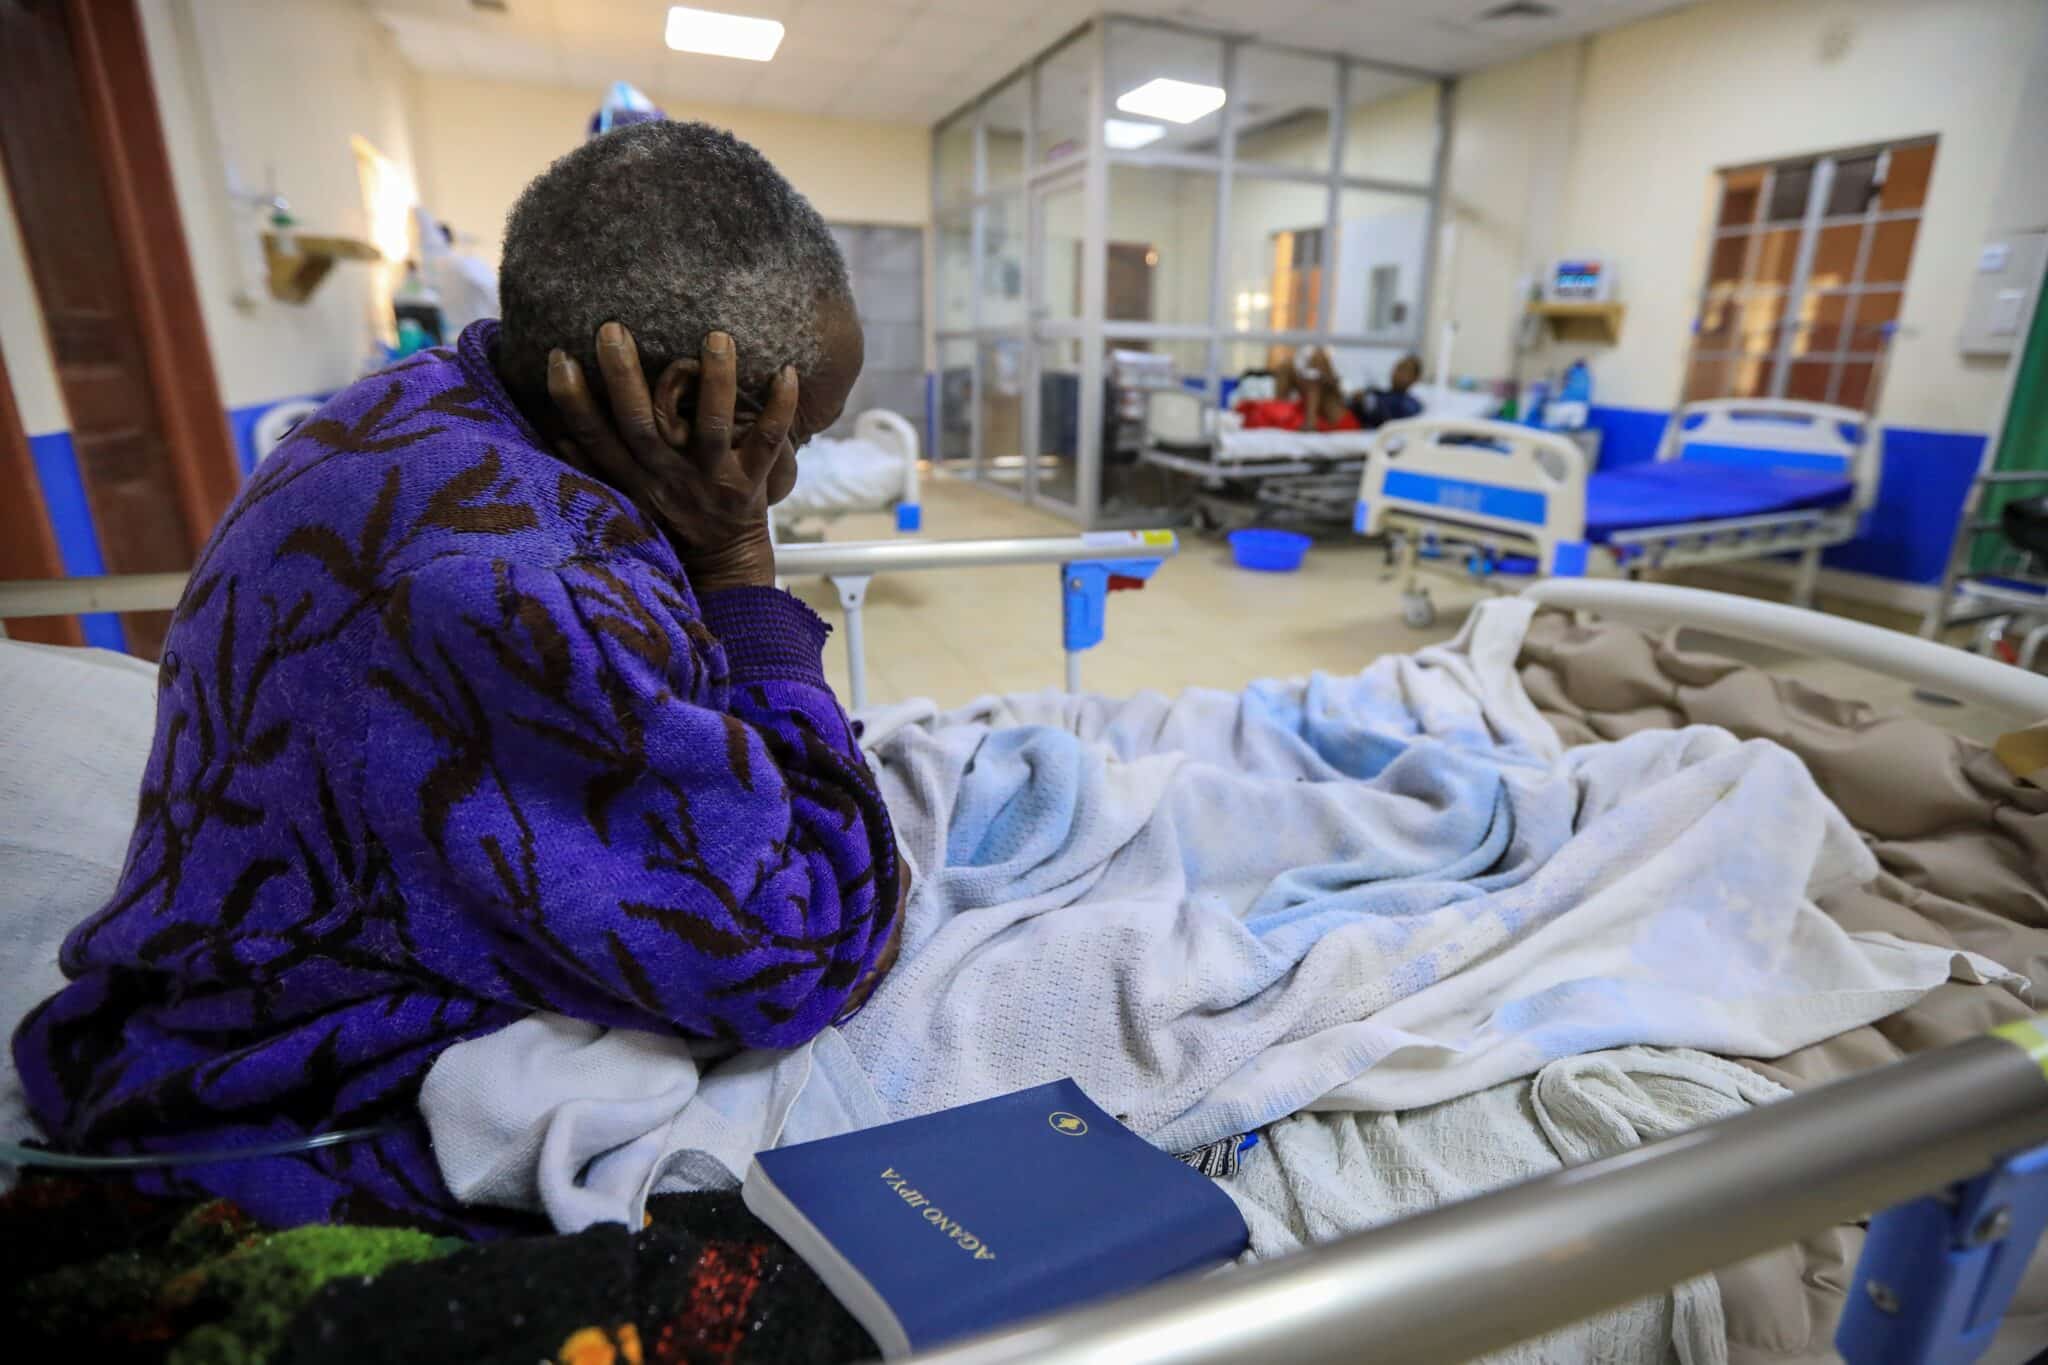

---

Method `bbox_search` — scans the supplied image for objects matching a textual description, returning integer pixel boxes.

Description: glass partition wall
[931,16,1449,526]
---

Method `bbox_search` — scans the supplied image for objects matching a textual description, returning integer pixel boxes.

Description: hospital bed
[4,562,2047,1365]
[1142,384,1500,527]
[896,579,2048,1365]
[1358,398,1879,626]
[771,407,925,539]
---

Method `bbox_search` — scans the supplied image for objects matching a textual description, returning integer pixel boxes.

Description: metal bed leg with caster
[1393,535,1436,628]
[2019,623,2048,673]
[1792,544,1824,609]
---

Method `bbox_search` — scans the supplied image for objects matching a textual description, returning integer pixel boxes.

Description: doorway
[0,0,237,657]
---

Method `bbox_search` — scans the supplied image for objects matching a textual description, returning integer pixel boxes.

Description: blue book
[741,1078,1249,1357]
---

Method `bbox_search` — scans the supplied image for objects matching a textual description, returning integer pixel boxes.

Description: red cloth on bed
[1235,398,1361,433]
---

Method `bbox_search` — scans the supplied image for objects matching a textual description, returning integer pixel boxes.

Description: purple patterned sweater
[13,322,900,1231]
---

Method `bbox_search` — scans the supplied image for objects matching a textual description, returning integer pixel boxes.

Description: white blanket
[1216,427,1378,461]
[775,435,906,518]
[1232,1046,1789,1365]
[425,600,2018,1231]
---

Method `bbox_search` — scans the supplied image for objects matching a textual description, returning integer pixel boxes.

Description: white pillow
[0,640,158,1177]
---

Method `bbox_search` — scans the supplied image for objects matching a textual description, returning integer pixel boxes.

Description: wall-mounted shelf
[263,232,382,303]
[1527,300,1626,345]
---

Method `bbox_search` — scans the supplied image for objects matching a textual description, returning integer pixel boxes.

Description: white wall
[409,73,933,269]
[0,173,64,435]
[1426,40,1584,387]
[138,0,422,410]
[43,0,931,428]
[1439,0,2047,434]
[1984,13,2048,236]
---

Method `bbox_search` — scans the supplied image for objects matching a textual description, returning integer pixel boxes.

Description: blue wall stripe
[923,371,936,471]
[227,401,269,477]
[1825,426,1984,585]
[228,393,335,475]
[25,430,124,652]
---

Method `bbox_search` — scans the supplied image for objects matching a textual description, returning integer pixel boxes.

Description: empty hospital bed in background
[772,407,925,539]
[1358,398,1879,626]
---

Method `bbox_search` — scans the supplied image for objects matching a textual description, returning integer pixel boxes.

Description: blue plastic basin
[1228,528,1312,572]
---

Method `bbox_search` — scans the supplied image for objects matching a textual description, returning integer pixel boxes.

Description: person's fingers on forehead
[594,321,661,452]
[653,358,693,448]
[692,331,738,466]
[739,365,798,486]
[548,349,643,492]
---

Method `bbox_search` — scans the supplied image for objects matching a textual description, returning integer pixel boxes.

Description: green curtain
[1972,285,2048,574]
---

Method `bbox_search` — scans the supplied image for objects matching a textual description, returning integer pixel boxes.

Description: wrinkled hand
[548,320,797,591]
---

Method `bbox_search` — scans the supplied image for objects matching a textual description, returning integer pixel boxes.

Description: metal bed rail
[1377,505,1859,623]
[1525,577,2048,718]
[905,1024,2048,1364]
[1921,469,2048,643]
[0,532,1181,712]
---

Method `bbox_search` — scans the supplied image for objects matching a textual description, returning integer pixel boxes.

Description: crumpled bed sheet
[1518,612,2048,1364]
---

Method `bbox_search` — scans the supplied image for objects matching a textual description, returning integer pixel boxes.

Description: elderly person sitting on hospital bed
[12,119,902,1231]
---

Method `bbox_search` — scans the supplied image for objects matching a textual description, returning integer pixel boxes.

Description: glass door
[1030,172,1087,515]
[970,191,1030,497]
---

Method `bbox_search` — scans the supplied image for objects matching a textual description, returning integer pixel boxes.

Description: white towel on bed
[774,435,905,518]
[1230,1045,1786,1365]
[424,599,2019,1231]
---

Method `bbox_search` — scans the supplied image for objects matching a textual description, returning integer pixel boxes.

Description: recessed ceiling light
[664,5,784,62]
[1115,77,1225,125]
[1104,118,1166,150]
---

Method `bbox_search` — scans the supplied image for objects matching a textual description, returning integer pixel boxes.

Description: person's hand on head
[547,320,798,592]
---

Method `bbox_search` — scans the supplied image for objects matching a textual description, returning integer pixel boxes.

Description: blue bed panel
[1583,463,1855,542]
[1677,443,1850,477]
[1381,469,1548,526]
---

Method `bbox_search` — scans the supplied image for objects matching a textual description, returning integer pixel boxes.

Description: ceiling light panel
[664,6,785,62]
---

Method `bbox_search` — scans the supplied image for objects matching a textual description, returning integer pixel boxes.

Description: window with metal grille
[1685,138,1935,412]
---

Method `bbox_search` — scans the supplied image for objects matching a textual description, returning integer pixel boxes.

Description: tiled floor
[784,473,2011,744]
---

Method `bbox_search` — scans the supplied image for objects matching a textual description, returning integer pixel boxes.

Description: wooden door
[0,0,238,658]
[0,340,80,646]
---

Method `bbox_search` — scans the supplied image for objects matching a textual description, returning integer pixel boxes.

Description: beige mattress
[1517,611,2048,1363]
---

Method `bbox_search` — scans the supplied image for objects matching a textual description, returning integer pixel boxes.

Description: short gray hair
[496,120,849,408]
